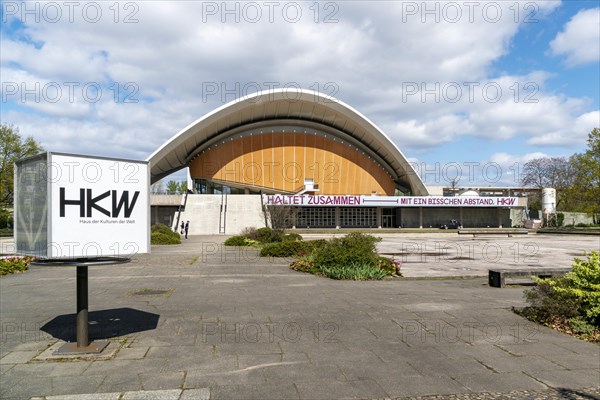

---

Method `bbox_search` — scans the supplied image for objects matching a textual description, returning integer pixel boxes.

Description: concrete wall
[524,210,595,226]
[560,212,596,226]
[177,194,267,235]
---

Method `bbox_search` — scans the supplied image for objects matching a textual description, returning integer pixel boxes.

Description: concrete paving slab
[37,393,120,400]
[294,378,388,399]
[452,371,548,392]
[114,346,149,360]
[121,389,181,400]
[184,365,268,387]
[0,350,38,364]
[525,369,600,389]
[94,376,142,394]
[210,382,300,400]
[180,388,210,400]
[1,234,598,400]
[46,375,106,397]
[139,372,186,391]
[376,375,471,397]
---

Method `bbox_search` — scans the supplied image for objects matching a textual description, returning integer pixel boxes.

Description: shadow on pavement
[557,388,600,400]
[40,307,160,341]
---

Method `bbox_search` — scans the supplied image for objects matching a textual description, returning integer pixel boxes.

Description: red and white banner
[264,195,520,207]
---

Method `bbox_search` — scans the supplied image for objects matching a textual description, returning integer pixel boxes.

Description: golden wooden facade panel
[189,132,395,195]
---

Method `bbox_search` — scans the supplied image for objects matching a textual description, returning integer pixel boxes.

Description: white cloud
[549,7,600,67]
[0,0,595,176]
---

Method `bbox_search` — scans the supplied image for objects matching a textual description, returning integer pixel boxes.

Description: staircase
[176,195,265,235]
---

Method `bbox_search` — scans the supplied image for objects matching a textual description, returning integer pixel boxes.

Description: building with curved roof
[148,90,524,233]
[148,89,428,197]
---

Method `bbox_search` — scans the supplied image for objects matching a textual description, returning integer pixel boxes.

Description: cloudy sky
[1,0,599,187]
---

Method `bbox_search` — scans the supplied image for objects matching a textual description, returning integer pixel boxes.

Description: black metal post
[76,266,89,347]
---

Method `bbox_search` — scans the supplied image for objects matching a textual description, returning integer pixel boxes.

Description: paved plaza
[0,233,599,399]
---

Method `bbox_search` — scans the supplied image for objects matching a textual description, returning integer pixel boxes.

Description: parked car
[440,219,461,229]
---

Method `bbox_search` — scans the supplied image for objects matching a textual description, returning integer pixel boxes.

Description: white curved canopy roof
[147,89,428,196]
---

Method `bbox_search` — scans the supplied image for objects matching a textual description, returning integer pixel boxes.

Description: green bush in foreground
[518,251,600,341]
[286,233,398,280]
[225,227,304,247]
[0,256,35,275]
[312,232,380,269]
[151,223,181,245]
[224,235,251,246]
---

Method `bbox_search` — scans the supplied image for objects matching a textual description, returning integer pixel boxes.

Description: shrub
[304,239,328,252]
[284,234,398,280]
[319,262,387,281]
[312,232,380,269]
[0,256,36,275]
[256,227,277,243]
[552,251,600,325]
[151,223,173,234]
[151,232,181,245]
[290,258,318,273]
[224,235,250,246]
[260,241,311,257]
[379,256,402,276]
[150,223,181,245]
[283,232,303,242]
[519,251,600,341]
[240,227,259,240]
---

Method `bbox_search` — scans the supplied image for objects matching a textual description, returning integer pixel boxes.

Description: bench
[459,229,528,237]
[488,268,572,288]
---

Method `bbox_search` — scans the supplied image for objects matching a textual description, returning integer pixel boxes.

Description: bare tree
[449,177,460,196]
[521,156,575,209]
[265,205,296,230]
[521,157,573,189]
[150,179,164,194]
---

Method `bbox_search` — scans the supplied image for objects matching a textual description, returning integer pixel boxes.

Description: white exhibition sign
[265,195,519,207]
[15,152,150,259]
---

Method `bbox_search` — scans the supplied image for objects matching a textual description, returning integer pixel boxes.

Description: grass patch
[320,262,388,280]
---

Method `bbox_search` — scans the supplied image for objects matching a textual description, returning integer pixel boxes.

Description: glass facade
[340,207,377,228]
[294,207,378,228]
[193,179,253,195]
[296,207,336,228]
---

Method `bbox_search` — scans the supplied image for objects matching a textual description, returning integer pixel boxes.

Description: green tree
[569,128,600,214]
[166,180,179,194]
[178,181,188,194]
[0,124,44,208]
